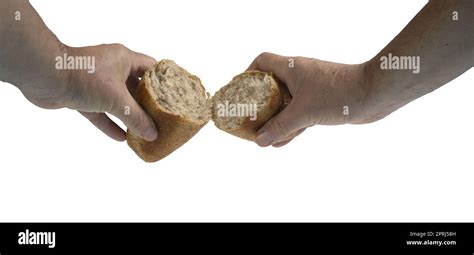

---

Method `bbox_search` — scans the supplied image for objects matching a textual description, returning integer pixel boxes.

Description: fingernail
[256,132,273,147]
[143,127,158,141]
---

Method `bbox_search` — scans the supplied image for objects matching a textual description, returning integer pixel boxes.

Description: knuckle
[88,113,101,122]
[257,52,271,62]
[130,112,147,131]
[253,52,272,70]
[111,43,124,49]
[110,43,129,54]
[104,100,116,115]
[271,118,290,138]
[102,91,117,114]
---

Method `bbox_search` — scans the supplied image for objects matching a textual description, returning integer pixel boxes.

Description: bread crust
[127,63,290,162]
[212,71,286,141]
[127,61,209,162]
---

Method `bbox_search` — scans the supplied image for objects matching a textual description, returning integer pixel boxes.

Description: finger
[247,52,291,85]
[272,128,306,148]
[79,111,126,142]
[109,89,158,142]
[129,50,156,77]
[255,103,303,147]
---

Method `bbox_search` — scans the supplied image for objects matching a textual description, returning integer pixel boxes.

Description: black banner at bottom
[0,223,472,254]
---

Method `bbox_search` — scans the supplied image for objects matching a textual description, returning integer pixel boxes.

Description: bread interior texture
[147,60,210,123]
[213,72,274,130]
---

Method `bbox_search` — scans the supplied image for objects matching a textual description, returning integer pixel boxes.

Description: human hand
[20,44,158,142]
[247,52,375,147]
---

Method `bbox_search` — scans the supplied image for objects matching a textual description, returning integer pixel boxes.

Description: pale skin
[0,0,158,142]
[249,0,473,147]
[0,0,472,147]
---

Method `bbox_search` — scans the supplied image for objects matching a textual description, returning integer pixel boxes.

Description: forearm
[363,0,473,120]
[0,0,67,103]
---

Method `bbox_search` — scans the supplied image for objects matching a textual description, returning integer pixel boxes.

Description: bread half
[212,71,284,141]
[127,60,211,162]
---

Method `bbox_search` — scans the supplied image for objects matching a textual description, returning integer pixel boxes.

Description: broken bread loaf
[212,71,283,141]
[127,60,285,162]
[127,60,211,162]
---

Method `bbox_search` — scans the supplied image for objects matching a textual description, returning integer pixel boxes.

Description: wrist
[350,58,402,124]
[19,41,72,109]
[52,44,76,108]
[340,61,374,124]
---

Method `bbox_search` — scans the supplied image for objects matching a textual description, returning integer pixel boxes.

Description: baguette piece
[212,71,285,141]
[127,60,211,162]
[127,62,288,162]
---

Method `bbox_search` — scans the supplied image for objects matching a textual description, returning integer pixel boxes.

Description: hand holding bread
[247,53,370,147]
[127,53,377,162]
[16,43,159,143]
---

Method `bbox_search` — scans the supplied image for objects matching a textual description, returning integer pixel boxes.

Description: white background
[0,0,472,222]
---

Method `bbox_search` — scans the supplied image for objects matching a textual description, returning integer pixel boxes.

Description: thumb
[110,89,158,142]
[256,103,303,147]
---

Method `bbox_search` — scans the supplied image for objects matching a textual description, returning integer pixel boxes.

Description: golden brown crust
[127,63,209,163]
[127,63,290,162]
